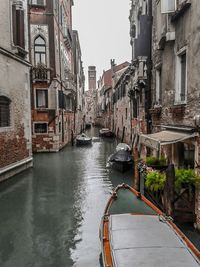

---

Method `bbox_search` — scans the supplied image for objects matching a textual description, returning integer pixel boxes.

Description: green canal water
[0,128,133,267]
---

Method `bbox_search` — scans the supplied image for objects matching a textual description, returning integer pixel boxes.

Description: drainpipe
[58,4,64,143]
[146,0,153,135]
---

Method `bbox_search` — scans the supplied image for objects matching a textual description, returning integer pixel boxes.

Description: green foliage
[145,156,167,166]
[145,170,166,192]
[175,169,200,190]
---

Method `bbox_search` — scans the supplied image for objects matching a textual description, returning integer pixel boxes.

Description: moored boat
[85,122,92,129]
[99,128,115,137]
[108,150,133,172]
[116,142,131,152]
[100,183,200,267]
[76,133,92,146]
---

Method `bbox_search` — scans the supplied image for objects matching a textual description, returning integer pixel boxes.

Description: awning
[140,130,198,151]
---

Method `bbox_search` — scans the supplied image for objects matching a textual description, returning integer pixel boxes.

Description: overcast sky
[72,0,131,88]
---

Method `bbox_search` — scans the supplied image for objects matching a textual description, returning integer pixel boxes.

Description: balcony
[171,0,191,22]
[32,64,51,82]
[63,28,72,50]
[169,104,186,117]
[149,106,162,117]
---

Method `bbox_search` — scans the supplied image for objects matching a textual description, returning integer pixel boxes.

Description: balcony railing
[32,64,51,82]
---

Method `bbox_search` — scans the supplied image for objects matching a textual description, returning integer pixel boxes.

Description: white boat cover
[109,214,200,267]
[116,143,131,152]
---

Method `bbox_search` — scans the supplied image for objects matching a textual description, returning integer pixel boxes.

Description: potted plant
[175,169,200,191]
[145,156,167,170]
[145,170,166,192]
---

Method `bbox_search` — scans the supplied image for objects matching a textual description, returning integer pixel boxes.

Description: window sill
[0,126,13,132]
[30,4,46,9]
[36,108,49,112]
[33,132,48,135]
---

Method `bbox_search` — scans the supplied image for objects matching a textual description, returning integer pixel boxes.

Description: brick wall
[0,127,29,168]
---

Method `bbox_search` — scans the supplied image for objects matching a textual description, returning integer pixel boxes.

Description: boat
[100,183,200,267]
[108,150,133,172]
[76,133,92,146]
[116,142,131,152]
[85,122,92,129]
[99,128,115,137]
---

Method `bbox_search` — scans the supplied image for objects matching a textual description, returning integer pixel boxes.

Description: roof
[102,61,130,88]
[109,214,200,267]
[140,130,198,151]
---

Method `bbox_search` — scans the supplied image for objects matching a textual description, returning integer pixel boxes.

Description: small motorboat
[99,128,115,137]
[76,133,92,146]
[108,149,133,172]
[100,183,200,267]
[85,122,92,129]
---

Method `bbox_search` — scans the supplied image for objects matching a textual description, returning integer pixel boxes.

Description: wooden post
[133,147,140,191]
[164,164,175,217]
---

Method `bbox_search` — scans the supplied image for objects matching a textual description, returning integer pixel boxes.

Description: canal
[0,128,133,267]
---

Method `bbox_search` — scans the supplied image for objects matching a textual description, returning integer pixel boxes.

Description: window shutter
[16,9,25,48]
[59,91,64,109]
[161,0,175,14]
[12,5,17,45]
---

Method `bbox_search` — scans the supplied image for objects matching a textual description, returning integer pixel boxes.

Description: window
[175,52,187,103]
[0,96,11,127]
[36,89,48,108]
[161,0,176,14]
[34,36,46,65]
[133,97,139,118]
[12,4,25,49]
[31,0,45,6]
[155,69,162,105]
[34,123,48,133]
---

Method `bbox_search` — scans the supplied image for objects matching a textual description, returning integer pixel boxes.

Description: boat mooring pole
[133,147,140,191]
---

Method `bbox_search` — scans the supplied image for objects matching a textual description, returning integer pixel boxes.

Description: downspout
[58,4,64,143]
[146,0,153,135]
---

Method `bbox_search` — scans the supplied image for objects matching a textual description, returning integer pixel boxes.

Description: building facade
[73,30,85,134]
[144,0,200,230]
[96,61,130,134]
[29,0,77,152]
[0,0,33,181]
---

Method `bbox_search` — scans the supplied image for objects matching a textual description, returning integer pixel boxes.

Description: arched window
[34,36,46,66]
[0,96,11,127]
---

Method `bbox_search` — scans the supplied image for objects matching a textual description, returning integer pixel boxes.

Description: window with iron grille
[0,96,11,127]
[34,123,48,133]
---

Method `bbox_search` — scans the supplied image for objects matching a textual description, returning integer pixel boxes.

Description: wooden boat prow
[100,183,200,267]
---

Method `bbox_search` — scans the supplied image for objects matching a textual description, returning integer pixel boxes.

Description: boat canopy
[140,130,198,151]
[116,143,131,151]
[109,150,132,163]
[109,214,200,267]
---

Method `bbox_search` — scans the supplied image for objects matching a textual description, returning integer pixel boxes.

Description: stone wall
[0,51,32,179]
[114,95,132,145]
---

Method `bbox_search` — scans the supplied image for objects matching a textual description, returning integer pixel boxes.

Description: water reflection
[0,128,133,267]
